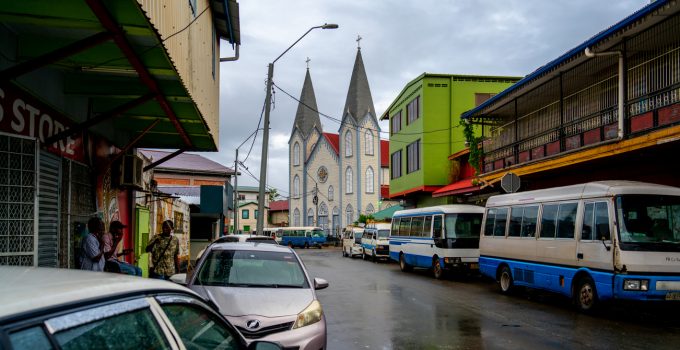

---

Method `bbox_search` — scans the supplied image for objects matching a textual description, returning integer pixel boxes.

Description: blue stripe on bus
[479,256,614,300]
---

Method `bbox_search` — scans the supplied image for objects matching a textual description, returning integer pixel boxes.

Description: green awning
[0,0,235,151]
[372,205,403,221]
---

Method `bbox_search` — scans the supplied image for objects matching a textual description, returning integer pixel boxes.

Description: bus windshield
[311,229,325,238]
[445,213,483,239]
[616,195,680,250]
[377,230,390,239]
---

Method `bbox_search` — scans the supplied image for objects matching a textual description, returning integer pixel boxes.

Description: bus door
[432,215,445,248]
[577,201,613,271]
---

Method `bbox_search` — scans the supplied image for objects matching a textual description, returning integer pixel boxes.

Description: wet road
[297,247,680,350]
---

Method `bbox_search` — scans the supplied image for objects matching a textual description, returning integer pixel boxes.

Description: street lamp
[256,23,339,235]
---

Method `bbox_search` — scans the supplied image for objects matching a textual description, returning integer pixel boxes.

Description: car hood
[192,285,315,317]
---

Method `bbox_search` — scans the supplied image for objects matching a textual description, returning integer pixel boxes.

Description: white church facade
[289,47,395,236]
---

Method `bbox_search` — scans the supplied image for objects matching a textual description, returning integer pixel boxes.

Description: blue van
[279,227,326,248]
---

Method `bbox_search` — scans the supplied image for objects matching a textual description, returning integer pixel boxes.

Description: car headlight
[623,279,650,291]
[292,300,323,329]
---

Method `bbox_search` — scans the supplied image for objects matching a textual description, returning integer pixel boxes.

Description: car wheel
[499,266,514,294]
[575,276,598,313]
[399,253,411,272]
[433,258,444,279]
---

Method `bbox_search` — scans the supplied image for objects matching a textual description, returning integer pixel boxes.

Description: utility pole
[313,183,319,226]
[233,149,239,234]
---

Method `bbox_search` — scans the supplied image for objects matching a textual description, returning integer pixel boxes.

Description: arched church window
[345,131,352,157]
[366,203,375,215]
[346,204,354,224]
[293,208,300,226]
[293,175,300,198]
[328,186,334,201]
[293,142,300,166]
[365,167,374,193]
[345,167,353,194]
[365,130,374,155]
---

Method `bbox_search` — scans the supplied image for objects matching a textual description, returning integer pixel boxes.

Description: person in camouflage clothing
[145,220,179,279]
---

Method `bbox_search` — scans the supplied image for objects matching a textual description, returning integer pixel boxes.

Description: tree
[357,214,374,225]
[268,188,279,202]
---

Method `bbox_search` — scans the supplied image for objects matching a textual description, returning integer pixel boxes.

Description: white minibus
[361,223,391,261]
[390,205,485,279]
[480,181,680,312]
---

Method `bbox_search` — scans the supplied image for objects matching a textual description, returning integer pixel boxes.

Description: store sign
[0,83,84,161]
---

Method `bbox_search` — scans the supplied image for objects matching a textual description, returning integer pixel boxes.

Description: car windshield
[311,230,325,237]
[444,213,483,239]
[196,249,309,288]
[616,195,680,249]
[377,230,390,239]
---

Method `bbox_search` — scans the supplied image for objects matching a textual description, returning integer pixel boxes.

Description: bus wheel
[342,248,347,257]
[499,266,514,294]
[288,242,293,248]
[433,258,444,279]
[304,242,309,249]
[575,276,598,313]
[399,253,411,272]
[372,250,376,263]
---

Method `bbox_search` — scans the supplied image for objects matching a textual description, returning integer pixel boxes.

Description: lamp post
[256,23,338,235]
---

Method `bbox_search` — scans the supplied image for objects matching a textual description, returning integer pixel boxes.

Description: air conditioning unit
[118,154,143,189]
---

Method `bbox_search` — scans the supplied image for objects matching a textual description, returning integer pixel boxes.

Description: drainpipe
[220,44,240,62]
[584,47,625,140]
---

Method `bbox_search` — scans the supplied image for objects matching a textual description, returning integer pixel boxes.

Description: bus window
[411,217,424,237]
[433,215,443,238]
[445,213,482,239]
[392,218,400,236]
[557,203,578,239]
[582,203,595,240]
[595,202,610,240]
[508,207,523,237]
[493,208,508,237]
[424,216,433,238]
[484,209,496,236]
[399,218,411,236]
[521,206,539,238]
[541,204,559,238]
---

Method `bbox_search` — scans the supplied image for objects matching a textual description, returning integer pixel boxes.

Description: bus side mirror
[601,237,611,251]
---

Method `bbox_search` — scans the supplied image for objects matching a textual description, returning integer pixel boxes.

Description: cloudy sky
[207,0,649,199]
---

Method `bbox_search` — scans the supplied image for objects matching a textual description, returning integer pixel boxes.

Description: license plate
[666,292,680,301]
[469,263,479,270]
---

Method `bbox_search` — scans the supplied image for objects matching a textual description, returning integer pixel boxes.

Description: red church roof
[323,133,339,154]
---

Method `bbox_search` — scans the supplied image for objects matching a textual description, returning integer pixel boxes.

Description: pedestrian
[103,220,142,276]
[145,220,179,280]
[80,217,105,272]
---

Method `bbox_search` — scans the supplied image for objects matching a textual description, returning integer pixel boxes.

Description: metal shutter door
[38,151,61,267]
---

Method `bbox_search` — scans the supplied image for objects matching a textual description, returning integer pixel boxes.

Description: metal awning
[432,179,480,198]
[0,0,234,151]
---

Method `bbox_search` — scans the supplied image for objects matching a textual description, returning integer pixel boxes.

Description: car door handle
[577,253,584,259]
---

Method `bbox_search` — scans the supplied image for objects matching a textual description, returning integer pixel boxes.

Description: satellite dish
[501,172,521,193]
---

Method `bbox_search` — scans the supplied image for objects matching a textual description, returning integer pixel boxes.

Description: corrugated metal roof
[462,0,671,119]
[269,200,289,211]
[140,149,234,175]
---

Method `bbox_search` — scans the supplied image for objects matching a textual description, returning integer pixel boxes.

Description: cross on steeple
[306,57,311,69]
[356,35,362,50]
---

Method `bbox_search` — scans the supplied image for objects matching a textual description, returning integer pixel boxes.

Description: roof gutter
[584,47,625,140]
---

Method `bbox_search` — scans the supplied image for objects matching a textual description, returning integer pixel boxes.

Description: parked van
[279,227,326,248]
[342,226,364,258]
[361,223,391,261]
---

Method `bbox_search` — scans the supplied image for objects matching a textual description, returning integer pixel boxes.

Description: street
[297,247,680,350]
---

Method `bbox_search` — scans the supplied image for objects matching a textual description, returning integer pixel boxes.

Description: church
[288,45,393,236]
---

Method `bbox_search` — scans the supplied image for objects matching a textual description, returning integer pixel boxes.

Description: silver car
[182,242,329,349]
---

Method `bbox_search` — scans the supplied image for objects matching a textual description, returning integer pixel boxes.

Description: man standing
[145,220,179,280]
[80,217,105,272]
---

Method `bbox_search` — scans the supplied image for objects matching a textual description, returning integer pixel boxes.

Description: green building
[380,74,520,207]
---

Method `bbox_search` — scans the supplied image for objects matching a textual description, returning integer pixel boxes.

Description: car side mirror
[170,273,187,286]
[313,277,329,290]
[249,341,283,350]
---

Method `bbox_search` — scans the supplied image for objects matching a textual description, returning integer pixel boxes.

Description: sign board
[0,83,84,162]
[501,172,521,193]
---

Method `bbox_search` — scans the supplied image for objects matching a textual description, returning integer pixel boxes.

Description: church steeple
[342,45,376,122]
[292,68,322,137]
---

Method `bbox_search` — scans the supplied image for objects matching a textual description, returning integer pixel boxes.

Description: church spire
[342,43,376,123]
[292,67,322,137]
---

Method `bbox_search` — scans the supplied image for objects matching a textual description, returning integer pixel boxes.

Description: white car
[178,242,329,350]
[0,267,281,350]
[196,234,278,260]
[342,226,364,258]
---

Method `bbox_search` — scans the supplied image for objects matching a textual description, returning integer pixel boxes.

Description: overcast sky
[205,0,649,199]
